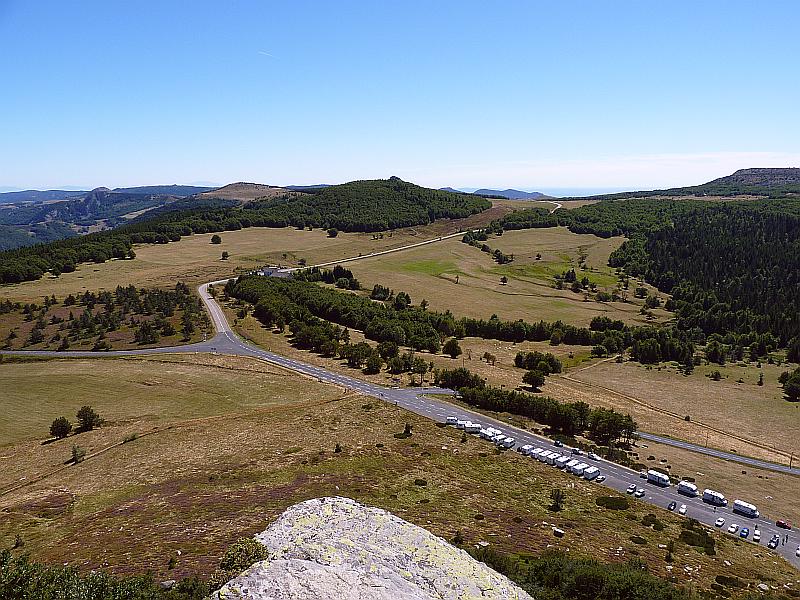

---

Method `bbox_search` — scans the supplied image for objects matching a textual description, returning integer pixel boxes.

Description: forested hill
[493,196,800,355]
[563,167,800,201]
[266,177,490,230]
[0,178,490,284]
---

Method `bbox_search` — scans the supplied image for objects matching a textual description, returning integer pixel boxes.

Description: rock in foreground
[212,496,533,600]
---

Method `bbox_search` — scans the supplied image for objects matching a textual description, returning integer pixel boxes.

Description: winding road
[2,241,799,567]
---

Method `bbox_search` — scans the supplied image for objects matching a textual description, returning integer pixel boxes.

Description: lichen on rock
[212,496,533,600]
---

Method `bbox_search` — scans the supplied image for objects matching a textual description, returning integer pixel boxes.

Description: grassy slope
[347,227,670,327]
[0,355,795,597]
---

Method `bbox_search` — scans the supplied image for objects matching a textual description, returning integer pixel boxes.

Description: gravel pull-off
[212,496,534,600]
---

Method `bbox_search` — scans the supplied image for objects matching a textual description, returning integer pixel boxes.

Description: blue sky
[1,1,799,192]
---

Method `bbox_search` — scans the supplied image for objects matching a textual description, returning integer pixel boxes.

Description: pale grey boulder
[212,496,533,600]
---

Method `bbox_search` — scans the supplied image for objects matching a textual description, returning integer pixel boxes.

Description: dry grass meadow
[227,302,800,521]
[345,227,671,327]
[0,201,519,303]
[0,355,797,595]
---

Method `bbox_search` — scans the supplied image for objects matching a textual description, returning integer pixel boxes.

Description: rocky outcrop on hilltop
[211,496,533,600]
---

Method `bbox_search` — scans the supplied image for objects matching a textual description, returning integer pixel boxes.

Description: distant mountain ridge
[564,167,800,201]
[704,167,800,187]
[0,189,87,204]
[438,187,546,199]
[472,188,547,199]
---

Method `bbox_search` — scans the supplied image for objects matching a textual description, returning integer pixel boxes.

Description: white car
[634,488,645,498]
[796,545,800,558]
[587,452,600,460]
[727,523,739,534]
[595,475,606,483]
[678,504,687,515]
[715,517,725,527]
[753,529,761,543]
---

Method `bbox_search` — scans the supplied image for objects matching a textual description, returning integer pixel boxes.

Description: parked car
[571,447,583,455]
[634,488,645,498]
[776,520,792,530]
[554,440,563,447]
[639,471,647,479]
[753,529,761,543]
[727,523,739,534]
[739,527,749,539]
[595,475,606,483]
[668,501,677,511]
[678,504,687,515]
[715,517,725,527]
[627,484,637,494]
[587,452,600,460]
[767,535,780,549]
[795,545,800,558]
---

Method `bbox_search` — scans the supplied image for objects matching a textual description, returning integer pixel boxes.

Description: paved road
[3,278,799,567]
[638,431,800,476]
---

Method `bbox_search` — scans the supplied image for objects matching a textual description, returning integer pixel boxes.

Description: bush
[629,535,647,545]
[413,478,427,486]
[71,445,86,464]
[219,537,269,573]
[211,234,222,244]
[49,416,72,439]
[595,496,630,510]
[76,405,102,431]
[327,228,339,238]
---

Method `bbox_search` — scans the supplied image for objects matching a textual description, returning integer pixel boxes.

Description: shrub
[49,416,72,439]
[76,405,102,431]
[219,537,269,573]
[211,234,222,244]
[71,445,86,464]
[413,478,427,486]
[595,496,630,510]
[630,535,647,545]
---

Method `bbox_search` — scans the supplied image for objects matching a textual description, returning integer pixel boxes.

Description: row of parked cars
[445,417,604,481]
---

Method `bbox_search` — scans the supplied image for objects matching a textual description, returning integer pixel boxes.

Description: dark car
[668,501,677,511]
[776,520,792,530]
[767,535,780,549]
[554,440,564,447]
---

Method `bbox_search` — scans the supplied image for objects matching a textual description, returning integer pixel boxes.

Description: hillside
[197,182,292,202]
[111,184,214,196]
[0,188,189,250]
[0,177,491,283]
[0,189,87,204]
[564,167,800,201]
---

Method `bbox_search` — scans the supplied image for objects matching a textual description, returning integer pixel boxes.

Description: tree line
[493,196,800,359]
[226,273,694,364]
[434,367,636,445]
